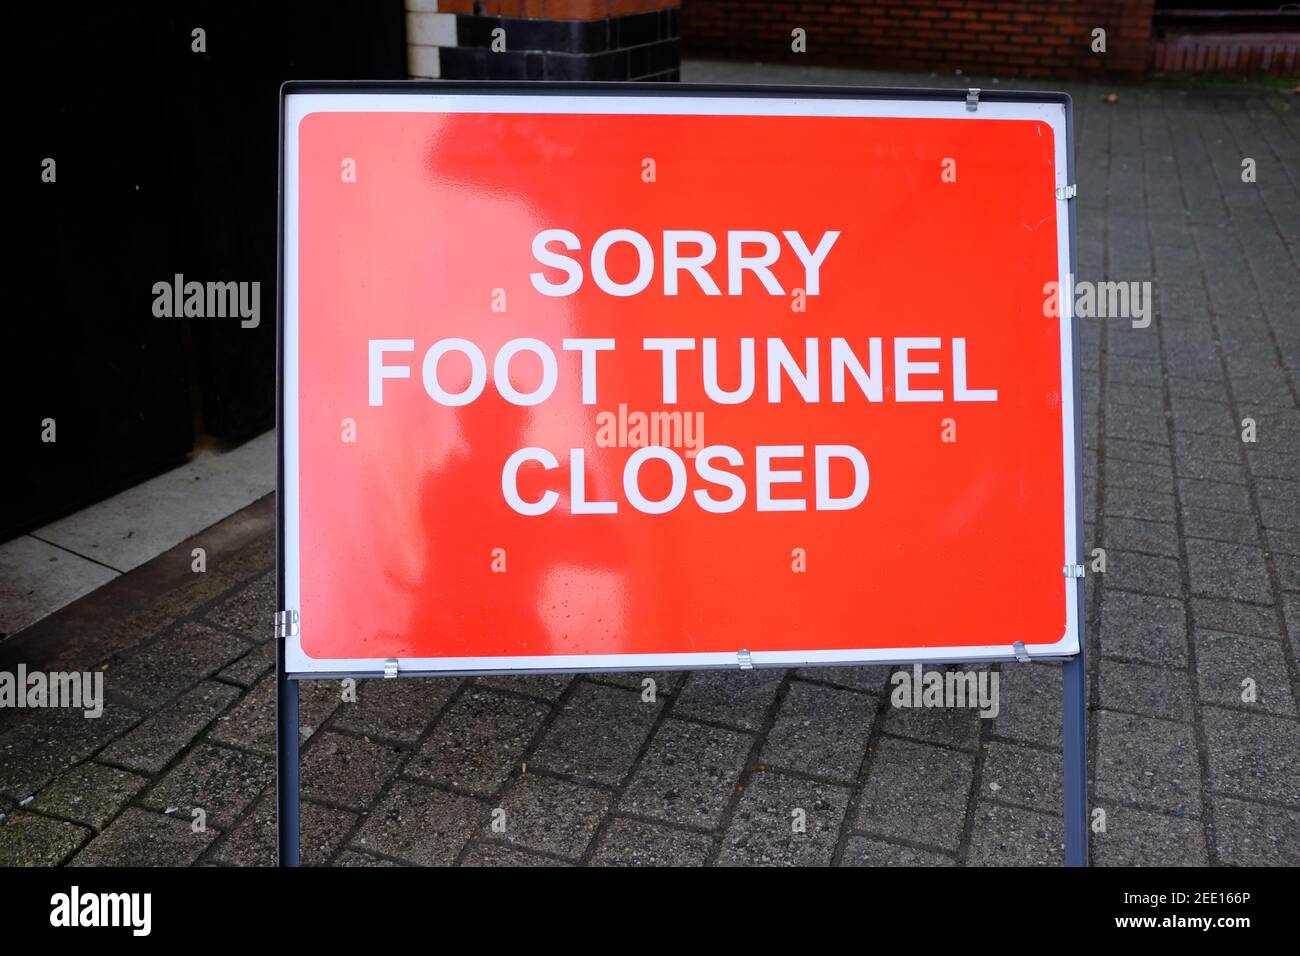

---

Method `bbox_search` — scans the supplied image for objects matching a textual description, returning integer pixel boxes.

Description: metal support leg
[276,660,301,867]
[1062,652,1088,866]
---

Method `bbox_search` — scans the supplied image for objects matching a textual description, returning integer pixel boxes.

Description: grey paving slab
[1095,710,1203,815]
[529,682,662,786]
[141,743,271,829]
[1181,506,1263,546]
[1210,796,1300,866]
[99,681,240,775]
[202,570,275,642]
[1100,590,1188,666]
[588,671,685,697]
[1186,539,1273,603]
[967,803,1063,867]
[672,669,785,731]
[1178,478,1253,515]
[0,702,142,801]
[794,665,893,694]
[350,780,485,866]
[0,810,91,866]
[489,774,612,860]
[1098,658,1194,723]
[1105,487,1177,524]
[1283,593,1300,663]
[1106,437,1173,466]
[1104,403,1169,446]
[838,836,955,866]
[1274,552,1300,592]
[31,762,149,831]
[331,676,459,744]
[989,663,1062,748]
[589,818,715,866]
[208,673,338,755]
[209,794,355,867]
[760,681,875,783]
[300,732,407,811]
[1104,551,1184,599]
[981,742,1063,815]
[1169,397,1236,438]
[1195,630,1296,716]
[1192,596,1281,640]
[1102,515,1180,558]
[334,850,401,867]
[70,808,215,867]
[1175,456,1249,486]
[475,673,572,702]
[405,688,549,796]
[215,641,275,688]
[881,684,984,750]
[855,736,974,851]
[102,621,249,708]
[1093,806,1208,866]
[620,717,752,829]
[717,771,850,867]
[1259,496,1300,532]
[460,842,572,867]
[1266,528,1300,558]
[1201,707,1300,805]
[1247,448,1298,482]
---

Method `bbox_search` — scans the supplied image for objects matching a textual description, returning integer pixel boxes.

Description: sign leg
[1062,652,1088,866]
[276,662,301,867]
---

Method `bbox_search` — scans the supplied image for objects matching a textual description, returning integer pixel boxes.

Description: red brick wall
[681,0,1156,79]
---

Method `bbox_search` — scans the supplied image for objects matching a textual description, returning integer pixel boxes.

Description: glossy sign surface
[282,91,1080,674]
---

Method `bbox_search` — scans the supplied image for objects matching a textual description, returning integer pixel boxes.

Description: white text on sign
[365,229,1000,517]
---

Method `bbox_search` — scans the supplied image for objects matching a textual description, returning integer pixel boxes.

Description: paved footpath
[1,62,1297,866]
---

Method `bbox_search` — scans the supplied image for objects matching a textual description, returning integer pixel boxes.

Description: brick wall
[408,0,681,81]
[681,0,1156,79]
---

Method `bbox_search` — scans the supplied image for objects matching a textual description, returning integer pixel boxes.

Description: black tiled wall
[441,8,680,81]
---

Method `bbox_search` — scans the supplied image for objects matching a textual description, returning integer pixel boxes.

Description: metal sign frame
[275,79,1087,866]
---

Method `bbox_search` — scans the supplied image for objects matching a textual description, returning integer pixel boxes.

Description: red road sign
[279,86,1082,676]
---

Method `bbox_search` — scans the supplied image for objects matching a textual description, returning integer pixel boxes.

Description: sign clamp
[1056,184,1078,201]
[965,88,980,112]
[737,649,754,670]
[273,610,299,639]
[384,658,399,679]
[1012,640,1031,663]
[1063,563,1086,578]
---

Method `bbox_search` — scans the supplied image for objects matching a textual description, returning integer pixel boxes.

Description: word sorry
[530,229,840,296]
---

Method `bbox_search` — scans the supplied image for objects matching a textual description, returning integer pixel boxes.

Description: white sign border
[280,89,1082,677]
